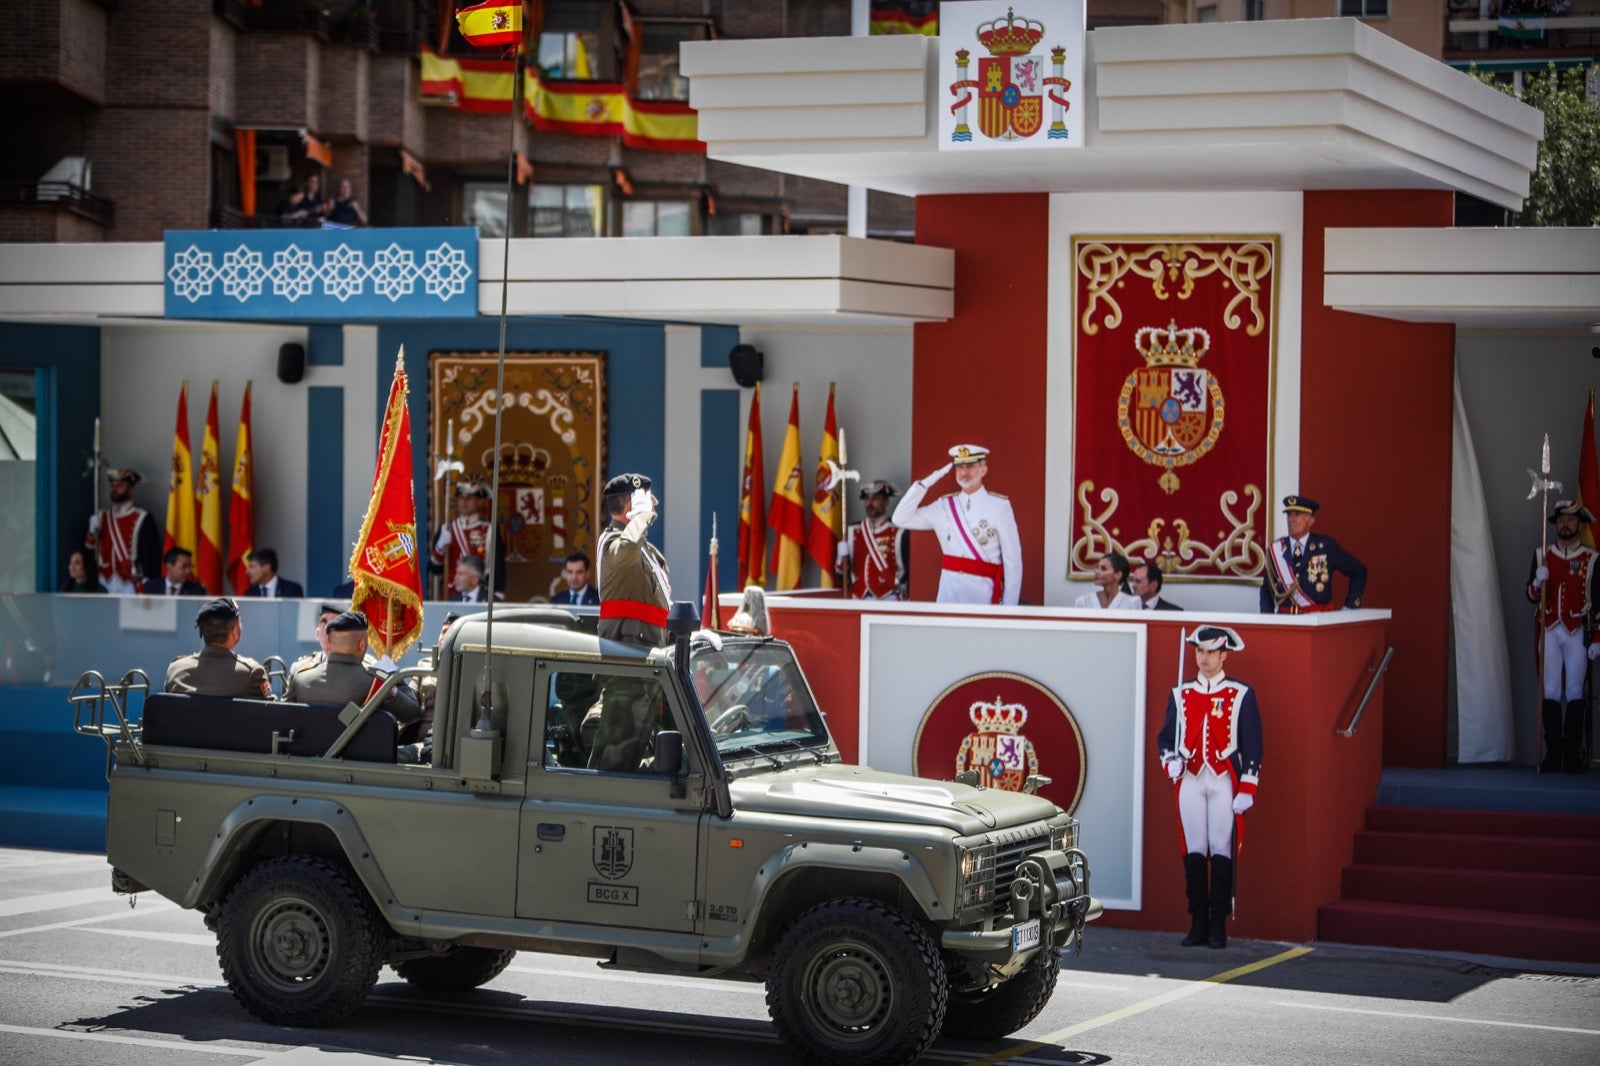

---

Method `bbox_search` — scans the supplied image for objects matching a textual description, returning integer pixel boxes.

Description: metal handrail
[1336,646,1394,739]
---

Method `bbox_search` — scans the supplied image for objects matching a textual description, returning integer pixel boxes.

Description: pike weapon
[1530,433,1562,770]
[826,425,860,595]
[433,416,465,483]
[88,416,103,522]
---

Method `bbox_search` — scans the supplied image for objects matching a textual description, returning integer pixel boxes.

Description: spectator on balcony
[326,178,368,227]
[300,172,330,220]
[274,181,309,222]
[61,549,107,593]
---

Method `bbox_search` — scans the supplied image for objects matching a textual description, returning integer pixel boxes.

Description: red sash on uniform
[941,554,1003,604]
[1277,603,1337,616]
[600,599,669,627]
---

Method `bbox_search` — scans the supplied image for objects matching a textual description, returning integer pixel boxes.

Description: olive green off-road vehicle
[73,607,1098,1066]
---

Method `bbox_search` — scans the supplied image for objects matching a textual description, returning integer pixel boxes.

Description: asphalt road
[1,846,1595,1066]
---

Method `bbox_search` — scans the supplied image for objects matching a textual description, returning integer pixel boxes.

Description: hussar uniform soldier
[1157,625,1263,950]
[596,473,672,646]
[1260,495,1366,614]
[165,598,272,699]
[837,479,911,600]
[892,444,1021,605]
[86,467,161,595]
[284,610,420,726]
[1526,499,1599,773]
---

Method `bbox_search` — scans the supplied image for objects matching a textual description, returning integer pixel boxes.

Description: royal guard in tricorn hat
[430,477,503,596]
[837,478,911,600]
[1527,499,1599,773]
[86,467,161,595]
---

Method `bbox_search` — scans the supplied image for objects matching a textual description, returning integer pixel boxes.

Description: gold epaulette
[989,492,1008,501]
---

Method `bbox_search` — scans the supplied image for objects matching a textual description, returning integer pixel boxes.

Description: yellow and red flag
[164,381,197,558]
[227,382,255,595]
[455,1,523,49]
[804,383,843,587]
[349,351,425,658]
[196,382,224,594]
[768,384,806,591]
[1579,390,1599,549]
[737,382,767,589]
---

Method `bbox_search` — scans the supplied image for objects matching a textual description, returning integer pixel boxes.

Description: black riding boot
[1540,699,1563,773]
[1181,853,1209,947]
[1563,700,1589,774]
[1208,856,1234,949]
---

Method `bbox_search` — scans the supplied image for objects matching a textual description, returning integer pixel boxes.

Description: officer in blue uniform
[1259,495,1366,614]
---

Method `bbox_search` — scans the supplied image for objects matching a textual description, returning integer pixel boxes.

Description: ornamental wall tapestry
[429,351,605,602]
[1070,238,1277,583]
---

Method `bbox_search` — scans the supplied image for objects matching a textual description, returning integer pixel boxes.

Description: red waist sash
[600,599,669,627]
[941,555,1003,604]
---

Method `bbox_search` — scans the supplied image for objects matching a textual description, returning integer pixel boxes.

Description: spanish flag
[456,1,523,49]
[349,350,425,659]
[768,384,806,591]
[737,382,767,589]
[1579,391,1598,550]
[804,384,843,587]
[196,382,224,594]
[164,382,197,559]
[227,382,255,595]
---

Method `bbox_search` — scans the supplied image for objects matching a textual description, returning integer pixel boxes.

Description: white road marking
[0,1022,259,1057]
[83,926,216,946]
[0,887,120,918]
[1276,1000,1600,1036]
[0,957,218,986]
[0,897,177,938]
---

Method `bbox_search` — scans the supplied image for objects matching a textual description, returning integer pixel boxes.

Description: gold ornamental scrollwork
[1070,481,1266,579]
[1077,241,1275,338]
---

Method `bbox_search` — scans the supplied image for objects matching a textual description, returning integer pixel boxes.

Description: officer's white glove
[923,462,953,485]
[1534,565,1549,589]
[1589,642,1600,662]
[1164,757,1184,782]
[1232,793,1254,815]
[629,488,654,519]
[87,513,100,535]
[835,541,850,563]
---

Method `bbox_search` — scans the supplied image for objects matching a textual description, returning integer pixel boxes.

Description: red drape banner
[1070,238,1277,582]
[1579,390,1598,550]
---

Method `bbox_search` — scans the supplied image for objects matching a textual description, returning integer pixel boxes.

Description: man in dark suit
[142,547,207,596]
[550,550,599,606]
[448,553,502,603]
[1129,561,1182,611]
[1259,495,1366,614]
[241,548,305,598]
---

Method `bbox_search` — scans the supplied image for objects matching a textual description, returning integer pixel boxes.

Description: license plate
[1012,918,1041,951]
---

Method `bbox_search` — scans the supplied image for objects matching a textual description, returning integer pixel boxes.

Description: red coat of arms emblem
[954,696,1039,791]
[1117,321,1225,495]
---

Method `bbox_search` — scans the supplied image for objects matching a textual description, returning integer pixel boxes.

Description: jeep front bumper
[941,846,1100,976]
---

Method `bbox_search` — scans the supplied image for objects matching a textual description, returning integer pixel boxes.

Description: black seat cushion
[141,693,397,763]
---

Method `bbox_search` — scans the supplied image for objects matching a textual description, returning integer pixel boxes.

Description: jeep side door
[515,661,704,933]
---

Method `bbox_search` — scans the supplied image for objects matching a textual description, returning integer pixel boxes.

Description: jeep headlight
[1050,819,1079,852]
[956,843,996,921]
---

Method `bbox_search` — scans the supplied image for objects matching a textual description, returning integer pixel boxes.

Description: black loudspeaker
[728,344,764,388]
[277,342,306,384]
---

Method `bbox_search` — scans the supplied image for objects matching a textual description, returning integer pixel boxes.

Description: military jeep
[73,606,1098,1065]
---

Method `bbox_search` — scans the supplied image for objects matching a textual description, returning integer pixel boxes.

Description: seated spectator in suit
[449,554,502,603]
[1129,562,1183,611]
[243,548,305,598]
[550,551,599,606]
[142,547,207,596]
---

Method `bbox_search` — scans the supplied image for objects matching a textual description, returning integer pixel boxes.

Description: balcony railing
[1446,10,1600,57]
[0,182,114,227]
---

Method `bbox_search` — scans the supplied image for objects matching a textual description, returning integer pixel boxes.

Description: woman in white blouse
[1075,552,1142,610]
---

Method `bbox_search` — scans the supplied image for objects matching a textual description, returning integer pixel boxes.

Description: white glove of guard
[1534,565,1549,589]
[1164,757,1184,782]
[924,462,953,484]
[1232,793,1254,815]
[87,513,101,535]
[629,488,654,519]
[835,541,850,563]
[1589,642,1600,663]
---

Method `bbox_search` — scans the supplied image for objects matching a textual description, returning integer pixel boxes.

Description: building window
[1338,0,1389,16]
[1197,5,1219,23]
[463,183,508,237]
[1244,0,1266,20]
[538,0,617,81]
[532,184,607,237]
[621,200,696,237]
[632,19,713,102]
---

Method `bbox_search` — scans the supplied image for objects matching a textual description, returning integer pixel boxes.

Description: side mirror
[654,730,685,796]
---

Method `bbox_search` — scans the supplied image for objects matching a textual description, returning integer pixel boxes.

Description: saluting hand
[923,462,953,485]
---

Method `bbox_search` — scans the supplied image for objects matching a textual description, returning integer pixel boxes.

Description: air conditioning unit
[37,156,90,201]
[257,145,292,184]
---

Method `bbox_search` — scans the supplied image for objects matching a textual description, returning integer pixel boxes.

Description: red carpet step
[1319,806,1600,964]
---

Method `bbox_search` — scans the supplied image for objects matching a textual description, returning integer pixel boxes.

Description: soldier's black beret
[604,473,650,497]
[326,610,369,633]
[318,602,344,618]
[194,597,240,626]
[1282,495,1320,514]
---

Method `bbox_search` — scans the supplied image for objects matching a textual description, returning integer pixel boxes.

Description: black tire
[392,946,516,991]
[941,948,1060,1041]
[765,898,947,1066]
[216,856,384,1027]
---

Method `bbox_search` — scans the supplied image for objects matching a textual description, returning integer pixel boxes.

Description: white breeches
[1178,766,1235,857]
[1542,624,1587,701]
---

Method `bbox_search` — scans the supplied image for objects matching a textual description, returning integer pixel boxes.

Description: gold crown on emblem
[1135,321,1211,369]
[482,442,552,484]
[969,696,1028,733]
[976,6,1045,56]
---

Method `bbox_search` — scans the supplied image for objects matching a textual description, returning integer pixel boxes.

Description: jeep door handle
[537,823,565,841]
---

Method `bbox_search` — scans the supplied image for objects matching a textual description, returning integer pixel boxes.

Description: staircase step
[1352,830,1600,876]
[1365,805,1600,841]
[1341,863,1600,921]
[1318,899,1600,965]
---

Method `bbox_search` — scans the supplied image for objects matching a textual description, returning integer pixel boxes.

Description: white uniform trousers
[1178,765,1235,857]
[1541,624,1588,701]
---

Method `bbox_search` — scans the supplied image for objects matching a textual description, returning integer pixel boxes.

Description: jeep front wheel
[217,856,384,1027]
[393,946,516,991]
[766,898,947,1066]
[941,948,1060,1041]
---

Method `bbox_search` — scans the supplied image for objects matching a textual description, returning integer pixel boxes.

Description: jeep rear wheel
[393,946,516,991]
[941,948,1060,1041]
[217,856,383,1027]
[766,898,947,1066]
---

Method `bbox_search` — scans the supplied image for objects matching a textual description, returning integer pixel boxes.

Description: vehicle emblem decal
[593,825,633,880]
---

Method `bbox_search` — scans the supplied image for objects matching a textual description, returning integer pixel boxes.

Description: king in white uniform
[892,444,1021,605]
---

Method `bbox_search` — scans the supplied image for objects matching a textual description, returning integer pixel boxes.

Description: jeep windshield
[690,640,832,761]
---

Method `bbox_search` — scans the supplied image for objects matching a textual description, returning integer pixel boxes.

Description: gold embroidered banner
[1070,238,1277,582]
[430,352,605,601]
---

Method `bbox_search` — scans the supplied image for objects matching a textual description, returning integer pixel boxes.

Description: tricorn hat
[859,479,898,500]
[107,467,142,485]
[1549,499,1596,524]
[455,479,490,498]
[1186,624,1245,652]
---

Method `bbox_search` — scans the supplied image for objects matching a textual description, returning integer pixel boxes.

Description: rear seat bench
[141,693,398,763]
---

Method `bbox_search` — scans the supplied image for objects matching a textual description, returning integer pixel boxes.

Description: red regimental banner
[1071,238,1277,582]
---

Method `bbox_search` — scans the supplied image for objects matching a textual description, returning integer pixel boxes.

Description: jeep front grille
[991,831,1051,917]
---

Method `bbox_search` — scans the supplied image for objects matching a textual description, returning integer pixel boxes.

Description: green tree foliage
[1479,64,1600,226]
